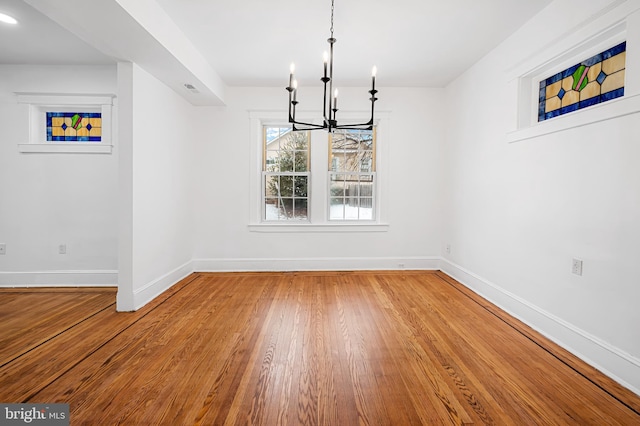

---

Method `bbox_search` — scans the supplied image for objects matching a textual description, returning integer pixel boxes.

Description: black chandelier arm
[289,119,326,131]
[332,122,374,130]
[287,88,294,121]
[321,76,330,122]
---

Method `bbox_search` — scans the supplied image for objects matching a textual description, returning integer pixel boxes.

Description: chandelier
[285,0,378,132]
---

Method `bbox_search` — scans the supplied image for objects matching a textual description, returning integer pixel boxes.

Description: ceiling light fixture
[0,13,17,25]
[286,0,377,132]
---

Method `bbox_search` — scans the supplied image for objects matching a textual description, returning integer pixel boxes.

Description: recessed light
[0,13,18,25]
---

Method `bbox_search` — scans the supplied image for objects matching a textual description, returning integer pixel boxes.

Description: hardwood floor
[1,271,638,425]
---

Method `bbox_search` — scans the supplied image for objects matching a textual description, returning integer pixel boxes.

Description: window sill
[18,143,113,154]
[507,93,640,143]
[248,222,390,233]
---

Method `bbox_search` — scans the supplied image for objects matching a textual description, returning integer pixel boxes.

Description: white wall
[0,65,118,286]
[191,86,445,270]
[116,63,197,310]
[442,0,640,393]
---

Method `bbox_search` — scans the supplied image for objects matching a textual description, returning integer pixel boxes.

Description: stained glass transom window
[46,112,102,142]
[539,41,625,122]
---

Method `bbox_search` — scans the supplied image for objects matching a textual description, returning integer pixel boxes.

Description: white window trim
[16,93,115,154]
[248,110,390,233]
[505,3,640,143]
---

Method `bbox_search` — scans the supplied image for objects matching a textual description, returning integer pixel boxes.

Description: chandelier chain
[330,0,334,38]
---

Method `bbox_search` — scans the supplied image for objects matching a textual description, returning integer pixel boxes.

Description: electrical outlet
[398,263,405,269]
[571,258,583,276]
[0,243,6,255]
[445,244,451,255]
[59,244,67,255]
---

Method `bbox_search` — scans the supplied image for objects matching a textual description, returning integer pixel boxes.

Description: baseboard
[439,258,640,396]
[129,260,194,311]
[192,256,440,272]
[0,270,117,287]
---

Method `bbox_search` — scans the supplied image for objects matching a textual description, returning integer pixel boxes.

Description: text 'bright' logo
[4,407,47,423]
[1,404,69,425]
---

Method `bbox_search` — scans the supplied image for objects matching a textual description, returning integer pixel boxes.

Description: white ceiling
[0,0,113,65]
[0,0,553,88]
[155,0,554,87]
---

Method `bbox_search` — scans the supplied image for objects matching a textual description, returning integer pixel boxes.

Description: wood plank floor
[0,287,116,368]
[1,271,638,425]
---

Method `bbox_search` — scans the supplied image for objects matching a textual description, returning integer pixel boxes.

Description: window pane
[359,198,373,219]
[294,150,308,172]
[265,198,279,220]
[279,153,294,172]
[330,198,345,220]
[360,151,373,172]
[278,175,294,197]
[345,175,359,197]
[265,151,279,172]
[294,176,308,197]
[362,137,373,150]
[279,198,293,218]
[293,199,308,220]
[266,138,282,151]
[265,175,279,197]
[330,175,345,197]
[331,155,346,172]
[344,200,359,219]
[358,180,373,197]
[331,132,346,152]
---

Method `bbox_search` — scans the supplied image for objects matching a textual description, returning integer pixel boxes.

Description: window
[329,128,376,220]
[262,127,310,221]
[538,41,626,122]
[47,112,102,142]
[506,14,640,144]
[250,110,388,231]
[17,93,114,153]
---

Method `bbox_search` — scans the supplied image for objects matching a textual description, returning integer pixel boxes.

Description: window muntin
[263,127,310,221]
[329,128,376,221]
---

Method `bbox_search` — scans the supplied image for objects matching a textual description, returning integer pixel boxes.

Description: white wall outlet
[59,244,67,255]
[445,244,451,254]
[572,258,583,276]
[0,243,6,255]
[398,263,405,269]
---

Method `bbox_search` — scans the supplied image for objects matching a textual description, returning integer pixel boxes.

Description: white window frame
[249,110,390,233]
[16,93,115,154]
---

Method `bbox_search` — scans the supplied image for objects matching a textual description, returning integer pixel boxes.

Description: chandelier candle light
[286,0,378,132]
